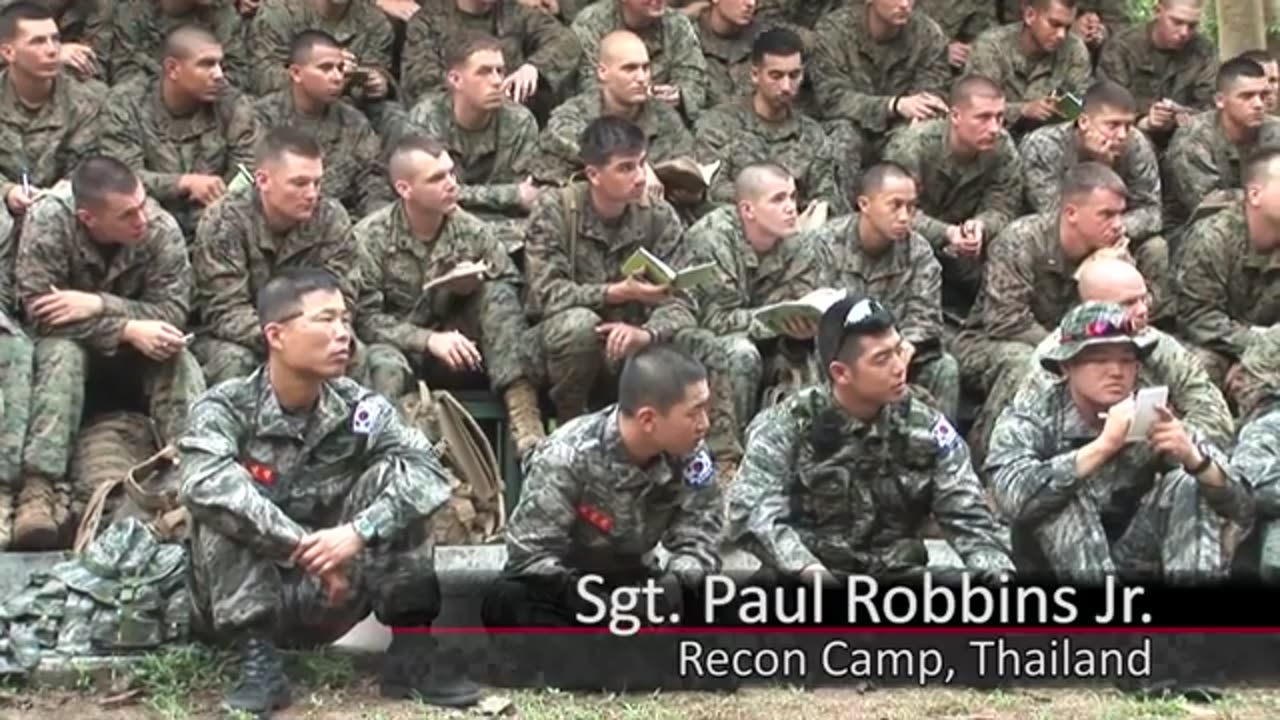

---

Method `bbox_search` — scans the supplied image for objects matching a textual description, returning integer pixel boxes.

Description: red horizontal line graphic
[390,626,1280,636]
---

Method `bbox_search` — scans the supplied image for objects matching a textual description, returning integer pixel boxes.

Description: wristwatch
[1187,447,1214,476]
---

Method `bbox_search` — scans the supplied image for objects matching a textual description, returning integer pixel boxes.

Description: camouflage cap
[1040,301,1156,374]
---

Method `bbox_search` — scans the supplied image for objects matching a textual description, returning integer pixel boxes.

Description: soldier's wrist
[351,516,378,545]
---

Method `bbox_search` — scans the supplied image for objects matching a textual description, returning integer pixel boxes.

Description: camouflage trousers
[1133,235,1175,326]
[23,339,204,482]
[952,334,1036,466]
[532,308,743,464]
[361,283,535,400]
[191,336,376,389]
[188,464,440,646]
[0,331,33,489]
[1188,344,1233,391]
[1018,469,1241,585]
[911,351,961,422]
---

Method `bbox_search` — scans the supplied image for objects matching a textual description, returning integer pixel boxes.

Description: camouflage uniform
[964,23,1091,131]
[1096,23,1217,118]
[247,0,394,98]
[528,91,695,185]
[15,185,203,494]
[179,367,452,643]
[918,0,995,51]
[353,203,532,398]
[0,70,100,208]
[400,0,580,103]
[1163,111,1280,230]
[882,118,1023,316]
[1175,201,1280,387]
[190,186,358,386]
[809,5,950,156]
[0,209,30,494]
[395,93,539,250]
[106,0,248,88]
[987,379,1250,584]
[693,96,849,214]
[571,1,708,121]
[98,80,261,238]
[1019,121,1172,321]
[729,384,1015,576]
[812,214,961,421]
[251,90,390,219]
[524,182,742,464]
[484,406,722,626]
[690,7,766,109]
[756,0,845,45]
[683,206,824,425]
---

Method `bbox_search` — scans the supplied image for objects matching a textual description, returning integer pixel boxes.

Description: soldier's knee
[33,337,87,374]
[721,336,763,375]
[542,308,603,354]
[363,343,414,400]
[199,341,259,387]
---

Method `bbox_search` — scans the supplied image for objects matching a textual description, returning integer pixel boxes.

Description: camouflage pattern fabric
[1162,111,1280,230]
[247,0,394,97]
[1096,22,1217,117]
[690,7,765,109]
[106,0,248,88]
[0,70,101,205]
[964,23,1091,130]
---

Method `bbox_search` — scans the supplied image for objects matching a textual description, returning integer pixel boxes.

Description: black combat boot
[379,631,482,707]
[224,635,291,717]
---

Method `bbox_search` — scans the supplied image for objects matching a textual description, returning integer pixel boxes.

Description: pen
[22,172,32,198]
[182,333,194,343]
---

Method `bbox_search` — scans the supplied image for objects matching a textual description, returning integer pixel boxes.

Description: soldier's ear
[634,405,658,432]
[1213,91,1225,112]
[263,321,286,352]
[446,68,462,90]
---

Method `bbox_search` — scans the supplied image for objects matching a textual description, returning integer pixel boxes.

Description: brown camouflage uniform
[189,186,358,385]
[98,80,261,238]
[1096,23,1217,118]
[247,0,394,98]
[964,23,1091,132]
[106,0,248,88]
[1162,110,1280,230]
[918,0,996,49]
[524,182,742,464]
[251,90,390,219]
[690,6,766,110]
[882,118,1023,317]
[400,0,580,103]
[0,70,100,205]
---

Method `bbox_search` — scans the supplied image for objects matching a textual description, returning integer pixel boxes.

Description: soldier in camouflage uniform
[572,0,707,122]
[180,269,481,716]
[0,206,29,549]
[986,302,1251,583]
[525,116,743,474]
[729,295,1015,580]
[355,135,546,456]
[106,0,248,88]
[32,0,109,85]
[755,0,843,46]
[813,164,961,422]
[483,344,722,633]
[1175,147,1280,389]
[247,0,393,100]
[975,257,1234,469]
[918,0,994,71]
[694,28,850,214]
[1164,57,1280,230]
[190,127,358,386]
[954,163,1129,456]
[400,0,580,106]
[1230,327,1280,579]
[15,157,203,550]
[809,0,951,160]
[1020,81,1173,324]
[98,26,261,238]
[1097,0,1216,144]
[683,164,824,427]
[394,33,542,253]
[252,31,388,220]
[964,0,1090,135]
[689,0,764,109]
[530,30,695,186]
[883,76,1022,318]
[0,3,100,219]
[1239,49,1280,112]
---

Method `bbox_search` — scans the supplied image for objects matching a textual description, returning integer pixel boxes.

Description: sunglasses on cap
[844,298,888,328]
[1060,314,1133,343]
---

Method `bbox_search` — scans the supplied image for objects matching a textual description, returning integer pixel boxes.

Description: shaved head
[1244,146,1280,187]
[1160,0,1203,8]
[388,134,446,182]
[599,30,647,66]
[163,24,219,60]
[1077,256,1144,301]
[734,164,792,203]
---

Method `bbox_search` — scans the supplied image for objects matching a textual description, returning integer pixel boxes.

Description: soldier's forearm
[541,281,611,317]
[189,502,307,563]
[459,183,523,214]
[138,171,187,203]
[100,292,188,327]
[208,307,265,350]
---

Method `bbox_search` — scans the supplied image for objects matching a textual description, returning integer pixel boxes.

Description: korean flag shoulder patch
[682,449,715,488]
[931,416,959,453]
[353,397,385,435]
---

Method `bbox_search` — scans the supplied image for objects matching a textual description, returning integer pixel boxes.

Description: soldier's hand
[650,84,681,106]
[947,41,971,68]
[1142,101,1177,132]
[643,163,665,204]
[426,330,483,371]
[1147,405,1199,468]
[377,0,419,20]
[28,288,104,326]
[320,568,351,607]
[123,320,187,361]
[900,338,916,367]
[235,0,261,16]
[1021,97,1060,122]
[293,524,365,576]
[1098,396,1135,450]
[5,185,36,214]
[60,43,99,76]
[780,316,817,340]
[178,174,226,206]
[502,64,540,104]
[597,322,652,362]
[517,176,541,211]
[362,69,389,99]
[606,275,669,305]
[1226,362,1245,401]
[896,93,948,121]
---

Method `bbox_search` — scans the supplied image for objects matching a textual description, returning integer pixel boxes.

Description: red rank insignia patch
[576,503,614,533]
[243,459,276,486]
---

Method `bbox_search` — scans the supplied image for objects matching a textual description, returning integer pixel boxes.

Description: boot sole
[380,683,482,708]
[223,686,292,716]
[12,524,60,551]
